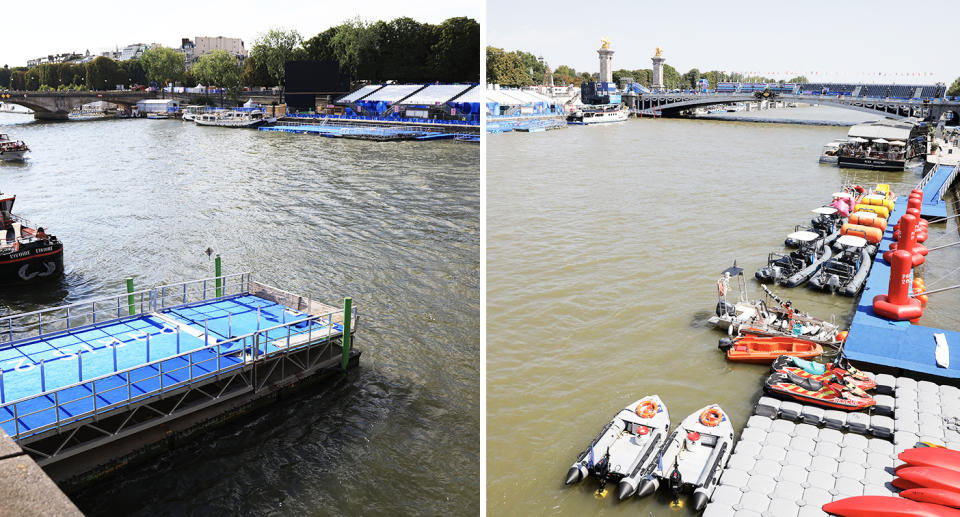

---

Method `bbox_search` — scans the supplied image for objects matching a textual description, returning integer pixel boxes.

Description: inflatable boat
[756,231,832,287]
[764,371,875,411]
[710,266,840,345]
[784,207,844,248]
[564,395,671,499]
[770,355,876,391]
[720,334,822,364]
[808,235,873,296]
[640,404,733,511]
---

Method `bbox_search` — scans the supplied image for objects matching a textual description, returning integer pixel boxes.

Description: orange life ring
[699,407,722,427]
[636,400,658,419]
[717,279,726,296]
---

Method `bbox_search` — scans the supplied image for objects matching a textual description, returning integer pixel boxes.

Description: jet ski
[756,231,832,287]
[764,371,875,411]
[640,404,734,511]
[808,235,874,296]
[771,354,876,391]
[564,395,671,499]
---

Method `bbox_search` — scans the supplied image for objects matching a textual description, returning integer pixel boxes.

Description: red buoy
[885,214,927,265]
[874,250,924,321]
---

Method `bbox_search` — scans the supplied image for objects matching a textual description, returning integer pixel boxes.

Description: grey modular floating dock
[703,371,960,517]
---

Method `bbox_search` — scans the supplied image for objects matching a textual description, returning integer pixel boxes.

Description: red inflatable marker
[901,488,960,509]
[899,448,960,475]
[823,495,960,516]
[897,466,960,495]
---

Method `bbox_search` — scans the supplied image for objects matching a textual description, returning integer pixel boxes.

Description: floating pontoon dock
[259,119,478,142]
[0,273,357,472]
[915,164,959,219]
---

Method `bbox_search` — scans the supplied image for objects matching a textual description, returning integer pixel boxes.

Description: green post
[215,255,222,297]
[341,297,352,370]
[126,277,135,316]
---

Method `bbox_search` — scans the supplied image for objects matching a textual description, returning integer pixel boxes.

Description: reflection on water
[0,114,480,515]
[487,114,959,515]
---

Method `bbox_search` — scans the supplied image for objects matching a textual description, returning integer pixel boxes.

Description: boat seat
[785,371,823,392]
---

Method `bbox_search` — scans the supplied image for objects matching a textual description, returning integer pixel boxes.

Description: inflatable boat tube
[849,212,888,231]
[783,247,831,287]
[854,204,890,219]
[897,466,960,494]
[899,448,960,474]
[900,488,960,509]
[822,495,960,517]
[841,223,883,244]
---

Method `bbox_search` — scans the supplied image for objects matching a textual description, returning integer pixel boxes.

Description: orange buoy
[841,223,883,244]
[836,330,849,342]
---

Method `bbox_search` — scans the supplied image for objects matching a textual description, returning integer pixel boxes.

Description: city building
[192,36,247,61]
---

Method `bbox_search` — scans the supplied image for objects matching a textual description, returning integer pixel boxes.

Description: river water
[0,113,480,515]
[487,106,960,515]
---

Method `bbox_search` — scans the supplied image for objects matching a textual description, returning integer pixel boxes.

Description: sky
[487,0,960,85]
[0,0,482,67]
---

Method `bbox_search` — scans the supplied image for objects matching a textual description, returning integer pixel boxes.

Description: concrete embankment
[0,428,81,516]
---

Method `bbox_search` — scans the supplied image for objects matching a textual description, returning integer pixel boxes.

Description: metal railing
[0,307,342,441]
[0,287,155,346]
[156,272,251,310]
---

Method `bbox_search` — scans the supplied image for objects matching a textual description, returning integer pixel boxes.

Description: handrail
[0,306,342,441]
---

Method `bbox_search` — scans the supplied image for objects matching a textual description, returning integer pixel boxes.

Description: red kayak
[897,467,960,495]
[900,448,960,474]
[901,489,960,509]
[893,478,925,491]
[823,495,960,516]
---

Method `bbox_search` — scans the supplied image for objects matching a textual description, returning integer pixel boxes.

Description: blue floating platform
[845,195,960,378]
[919,165,957,219]
[0,277,347,440]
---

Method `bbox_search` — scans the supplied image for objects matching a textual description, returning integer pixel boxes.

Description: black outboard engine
[669,468,683,504]
[715,301,736,317]
[718,337,735,352]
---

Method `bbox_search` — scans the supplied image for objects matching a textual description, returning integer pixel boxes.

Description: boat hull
[726,335,822,364]
[0,242,64,285]
[838,156,905,171]
[0,150,27,161]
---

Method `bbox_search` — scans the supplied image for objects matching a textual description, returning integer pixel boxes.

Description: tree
[251,28,303,88]
[683,68,701,90]
[241,54,272,88]
[330,18,379,81]
[432,17,479,83]
[377,17,431,82]
[24,68,39,90]
[85,57,121,90]
[140,46,185,95]
[512,50,545,85]
[486,47,528,87]
[0,66,9,89]
[303,27,339,62]
[787,76,808,84]
[193,49,241,106]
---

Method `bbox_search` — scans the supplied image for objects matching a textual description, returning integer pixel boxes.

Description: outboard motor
[715,301,736,317]
[668,468,683,504]
[718,337,735,352]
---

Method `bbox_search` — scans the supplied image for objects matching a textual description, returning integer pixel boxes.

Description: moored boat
[0,134,29,161]
[645,404,734,511]
[564,395,671,499]
[721,334,822,364]
[195,109,274,128]
[808,234,874,296]
[0,193,63,285]
[567,104,627,125]
[770,355,877,391]
[764,370,875,411]
[756,231,832,287]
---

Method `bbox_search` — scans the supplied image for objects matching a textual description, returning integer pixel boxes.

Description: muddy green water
[0,113,480,515]
[486,108,960,516]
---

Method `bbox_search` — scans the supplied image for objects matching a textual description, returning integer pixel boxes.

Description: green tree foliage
[12,71,25,90]
[251,28,304,88]
[24,68,39,90]
[431,17,479,83]
[787,76,809,84]
[553,65,579,85]
[192,49,241,106]
[374,18,430,82]
[140,47,185,93]
[486,47,528,87]
[0,66,9,88]
[303,27,339,62]
[85,57,121,90]
[241,54,272,88]
[512,50,545,85]
[330,18,380,81]
[683,68,701,89]
[949,77,960,97]
[120,60,146,86]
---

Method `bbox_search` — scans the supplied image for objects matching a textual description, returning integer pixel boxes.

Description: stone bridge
[624,92,960,123]
[0,91,157,120]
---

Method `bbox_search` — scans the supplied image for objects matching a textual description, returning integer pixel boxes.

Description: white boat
[195,109,274,128]
[181,105,207,122]
[819,139,848,164]
[568,104,628,125]
[0,134,29,161]
[643,404,734,512]
[146,113,170,120]
[564,395,671,499]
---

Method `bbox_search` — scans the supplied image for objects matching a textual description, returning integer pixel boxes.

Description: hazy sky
[0,0,481,67]
[488,0,959,84]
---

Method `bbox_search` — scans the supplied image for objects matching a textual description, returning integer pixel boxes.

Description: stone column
[651,55,665,91]
[598,49,614,83]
